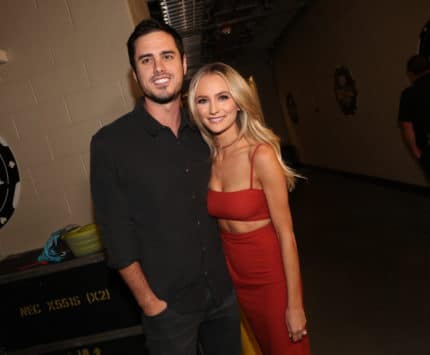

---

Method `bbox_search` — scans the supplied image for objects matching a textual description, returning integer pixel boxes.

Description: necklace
[217,135,241,150]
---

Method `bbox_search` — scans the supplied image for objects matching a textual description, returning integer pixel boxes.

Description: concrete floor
[5,168,427,355]
[290,169,430,355]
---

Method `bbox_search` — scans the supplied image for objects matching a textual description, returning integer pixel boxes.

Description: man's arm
[90,134,166,316]
[398,87,421,159]
[119,262,167,316]
[400,121,422,159]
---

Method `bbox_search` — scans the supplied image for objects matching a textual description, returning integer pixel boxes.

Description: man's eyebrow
[136,53,153,62]
[136,50,176,62]
[161,50,176,55]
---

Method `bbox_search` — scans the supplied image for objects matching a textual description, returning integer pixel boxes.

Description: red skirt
[221,223,311,355]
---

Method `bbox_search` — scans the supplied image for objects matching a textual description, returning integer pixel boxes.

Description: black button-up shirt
[90,101,233,312]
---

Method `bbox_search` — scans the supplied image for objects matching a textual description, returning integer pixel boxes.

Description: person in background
[90,20,240,355]
[188,62,311,355]
[398,54,430,179]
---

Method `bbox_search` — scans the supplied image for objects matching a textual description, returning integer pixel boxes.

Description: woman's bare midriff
[218,218,271,234]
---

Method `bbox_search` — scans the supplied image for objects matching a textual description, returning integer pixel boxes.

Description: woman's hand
[286,307,307,343]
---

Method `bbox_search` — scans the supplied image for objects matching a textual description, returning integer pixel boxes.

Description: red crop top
[207,145,270,221]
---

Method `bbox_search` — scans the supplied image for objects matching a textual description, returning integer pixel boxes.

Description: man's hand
[118,262,167,316]
[142,296,167,316]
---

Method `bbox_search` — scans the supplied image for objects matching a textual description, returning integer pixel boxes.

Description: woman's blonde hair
[188,62,298,189]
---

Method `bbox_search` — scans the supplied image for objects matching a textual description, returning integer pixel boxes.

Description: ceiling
[147,0,311,77]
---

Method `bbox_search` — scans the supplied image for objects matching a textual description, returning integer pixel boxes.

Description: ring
[302,329,308,336]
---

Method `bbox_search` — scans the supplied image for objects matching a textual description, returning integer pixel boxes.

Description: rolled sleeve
[90,134,139,269]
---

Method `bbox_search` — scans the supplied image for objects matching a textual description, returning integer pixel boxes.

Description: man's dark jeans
[141,289,241,355]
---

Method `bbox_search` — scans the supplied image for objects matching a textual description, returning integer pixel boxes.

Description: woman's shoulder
[248,142,276,161]
[249,142,282,178]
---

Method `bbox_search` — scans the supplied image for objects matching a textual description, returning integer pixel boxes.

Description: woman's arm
[253,144,307,342]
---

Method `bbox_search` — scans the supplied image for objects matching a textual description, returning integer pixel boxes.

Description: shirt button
[203,271,208,276]
[185,168,190,173]
[202,247,207,252]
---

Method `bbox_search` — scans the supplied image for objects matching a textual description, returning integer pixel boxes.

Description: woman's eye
[219,94,230,101]
[196,98,207,104]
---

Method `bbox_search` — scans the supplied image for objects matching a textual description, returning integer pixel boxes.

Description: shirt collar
[132,98,195,137]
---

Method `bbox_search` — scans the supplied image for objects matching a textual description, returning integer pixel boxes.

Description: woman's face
[194,73,239,135]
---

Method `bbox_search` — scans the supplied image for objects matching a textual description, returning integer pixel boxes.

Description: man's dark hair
[406,54,430,75]
[127,18,184,71]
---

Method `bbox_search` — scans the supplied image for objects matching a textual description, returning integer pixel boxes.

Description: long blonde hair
[188,62,298,189]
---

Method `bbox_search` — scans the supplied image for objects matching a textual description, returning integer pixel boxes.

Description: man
[398,54,430,178]
[399,55,430,178]
[90,19,240,355]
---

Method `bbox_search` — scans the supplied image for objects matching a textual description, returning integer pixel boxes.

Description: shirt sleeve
[90,133,139,269]
[398,87,414,123]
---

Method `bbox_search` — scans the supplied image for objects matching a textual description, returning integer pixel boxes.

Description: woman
[188,62,311,355]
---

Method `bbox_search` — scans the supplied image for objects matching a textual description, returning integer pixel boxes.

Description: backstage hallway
[1,167,428,355]
[291,168,430,355]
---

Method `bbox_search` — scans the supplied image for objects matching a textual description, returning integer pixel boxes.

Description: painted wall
[273,0,430,186]
[1,0,428,258]
[0,0,140,257]
[232,50,289,143]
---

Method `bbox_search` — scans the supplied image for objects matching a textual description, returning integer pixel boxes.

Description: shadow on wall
[127,70,142,104]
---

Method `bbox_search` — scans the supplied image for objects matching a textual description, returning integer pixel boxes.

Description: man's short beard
[145,90,181,104]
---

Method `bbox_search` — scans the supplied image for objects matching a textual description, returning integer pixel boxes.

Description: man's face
[133,31,187,104]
